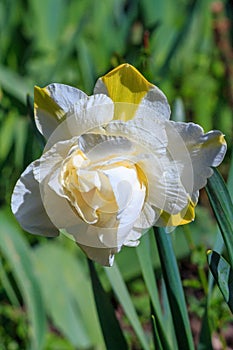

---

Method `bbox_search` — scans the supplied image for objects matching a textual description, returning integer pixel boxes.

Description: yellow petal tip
[101,63,153,104]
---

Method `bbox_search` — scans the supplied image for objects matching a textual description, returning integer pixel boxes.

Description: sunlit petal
[11,162,58,236]
[44,94,114,150]
[34,83,86,139]
[166,121,227,191]
[94,64,170,120]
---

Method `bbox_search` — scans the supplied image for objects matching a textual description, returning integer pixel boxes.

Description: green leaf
[136,232,173,349]
[105,263,150,350]
[207,250,233,314]
[227,148,233,201]
[150,313,163,350]
[150,300,173,350]
[0,258,20,307]
[34,239,104,349]
[136,231,162,318]
[199,153,233,349]
[154,227,194,350]
[0,64,33,103]
[197,305,213,350]
[206,168,233,266]
[0,208,46,350]
[28,0,67,51]
[160,277,179,350]
[88,260,128,350]
[0,112,16,163]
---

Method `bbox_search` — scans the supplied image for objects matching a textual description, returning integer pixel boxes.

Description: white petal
[124,228,142,247]
[93,78,110,96]
[140,86,171,120]
[63,222,131,249]
[42,180,85,229]
[103,166,146,226]
[103,119,167,156]
[78,243,119,266]
[133,202,157,229]
[46,83,87,111]
[11,162,58,236]
[94,78,171,121]
[166,121,227,191]
[45,94,114,150]
[31,141,87,231]
[34,138,77,184]
[35,84,87,139]
[137,155,189,215]
[40,167,131,249]
[78,133,134,160]
[35,110,60,141]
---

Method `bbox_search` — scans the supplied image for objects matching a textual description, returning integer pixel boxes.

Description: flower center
[60,147,147,229]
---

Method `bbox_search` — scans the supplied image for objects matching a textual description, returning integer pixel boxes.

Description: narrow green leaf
[0,258,20,307]
[206,168,233,266]
[197,305,213,350]
[160,278,178,350]
[34,241,103,348]
[88,260,128,350]
[136,232,172,349]
[0,112,16,163]
[227,148,233,201]
[151,314,163,350]
[150,300,173,350]
[28,0,67,51]
[136,231,162,318]
[105,263,150,350]
[207,250,233,313]
[199,153,233,349]
[0,208,46,350]
[0,64,33,103]
[159,0,198,76]
[154,227,194,350]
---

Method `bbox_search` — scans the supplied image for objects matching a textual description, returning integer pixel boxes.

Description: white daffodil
[11,64,227,266]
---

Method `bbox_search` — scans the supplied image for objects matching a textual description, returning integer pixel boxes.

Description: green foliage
[0,208,46,350]
[88,260,127,350]
[154,227,195,350]
[206,169,233,266]
[207,251,233,313]
[1,0,233,348]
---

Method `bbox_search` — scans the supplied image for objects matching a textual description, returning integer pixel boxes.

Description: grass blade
[0,208,46,350]
[154,227,194,350]
[88,259,128,350]
[0,64,32,104]
[105,263,150,350]
[150,300,173,350]
[206,168,233,266]
[207,250,233,313]
[151,314,163,350]
[197,305,213,350]
[198,153,233,349]
[136,231,173,349]
[136,231,162,318]
[34,241,103,348]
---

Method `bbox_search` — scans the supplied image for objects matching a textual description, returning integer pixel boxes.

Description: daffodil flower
[11,64,227,266]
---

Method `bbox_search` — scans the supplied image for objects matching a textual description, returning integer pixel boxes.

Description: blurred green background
[0,0,233,349]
